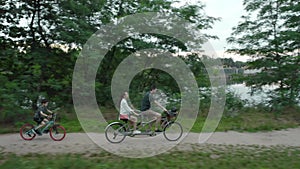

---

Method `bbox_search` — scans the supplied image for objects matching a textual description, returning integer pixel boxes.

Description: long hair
[118,92,127,109]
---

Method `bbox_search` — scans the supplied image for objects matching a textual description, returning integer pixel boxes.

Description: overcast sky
[202,0,251,62]
[174,0,251,62]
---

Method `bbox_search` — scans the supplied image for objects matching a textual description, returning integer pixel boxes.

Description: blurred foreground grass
[1,145,299,169]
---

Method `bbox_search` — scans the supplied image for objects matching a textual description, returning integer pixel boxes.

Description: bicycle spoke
[20,124,36,140]
[105,123,127,143]
[50,125,66,141]
[163,122,183,141]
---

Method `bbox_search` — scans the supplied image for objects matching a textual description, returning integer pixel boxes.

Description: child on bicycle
[33,99,53,135]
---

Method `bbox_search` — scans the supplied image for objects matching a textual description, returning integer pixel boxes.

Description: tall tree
[1,0,219,115]
[227,0,300,107]
[94,2,219,106]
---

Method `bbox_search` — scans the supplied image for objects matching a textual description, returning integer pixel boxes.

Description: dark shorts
[33,117,44,124]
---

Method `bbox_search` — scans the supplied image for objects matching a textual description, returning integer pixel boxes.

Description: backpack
[33,111,41,123]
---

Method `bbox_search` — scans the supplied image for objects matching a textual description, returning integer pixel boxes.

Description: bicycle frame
[120,112,175,136]
[28,114,57,135]
[40,120,54,133]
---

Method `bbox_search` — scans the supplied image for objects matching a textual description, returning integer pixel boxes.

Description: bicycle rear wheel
[105,122,127,143]
[163,122,183,141]
[20,123,36,141]
[49,125,66,141]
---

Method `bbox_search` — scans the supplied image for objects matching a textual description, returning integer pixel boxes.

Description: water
[227,83,278,106]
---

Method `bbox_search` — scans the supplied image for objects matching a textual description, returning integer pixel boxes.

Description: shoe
[155,129,162,132]
[34,129,42,136]
[32,129,37,134]
[132,130,141,134]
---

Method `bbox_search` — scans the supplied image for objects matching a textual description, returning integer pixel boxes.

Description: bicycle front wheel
[20,123,36,141]
[49,125,66,141]
[163,122,183,141]
[105,122,127,143]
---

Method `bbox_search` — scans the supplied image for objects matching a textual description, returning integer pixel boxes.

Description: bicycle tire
[20,123,36,141]
[49,125,66,141]
[163,121,183,141]
[105,122,127,143]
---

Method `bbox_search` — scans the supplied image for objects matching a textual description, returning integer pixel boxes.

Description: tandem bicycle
[105,109,183,143]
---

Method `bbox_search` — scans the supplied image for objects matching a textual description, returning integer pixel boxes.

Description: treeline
[227,0,300,108]
[1,0,299,125]
[221,58,246,68]
[0,0,217,123]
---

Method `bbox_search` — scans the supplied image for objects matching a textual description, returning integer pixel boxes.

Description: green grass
[191,107,300,132]
[62,108,299,133]
[61,120,83,132]
[1,106,299,134]
[1,146,299,169]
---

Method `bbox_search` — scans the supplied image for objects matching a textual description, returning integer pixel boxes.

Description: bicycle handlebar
[165,110,178,117]
[47,113,57,121]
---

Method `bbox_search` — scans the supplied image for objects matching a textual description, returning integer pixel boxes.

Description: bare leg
[146,110,161,131]
[130,116,137,130]
[133,121,137,131]
[35,121,45,130]
[155,115,161,130]
[35,119,48,130]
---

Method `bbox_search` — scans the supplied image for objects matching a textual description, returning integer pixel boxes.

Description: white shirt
[120,98,133,115]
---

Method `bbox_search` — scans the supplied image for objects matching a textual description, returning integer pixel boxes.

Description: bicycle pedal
[149,132,156,136]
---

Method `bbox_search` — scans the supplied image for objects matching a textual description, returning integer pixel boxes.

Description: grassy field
[2,106,299,134]
[192,107,300,132]
[1,145,299,169]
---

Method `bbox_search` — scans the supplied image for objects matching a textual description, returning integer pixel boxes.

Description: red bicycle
[20,113,66,141]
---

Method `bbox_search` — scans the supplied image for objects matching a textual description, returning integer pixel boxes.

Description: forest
[0,0,299,130]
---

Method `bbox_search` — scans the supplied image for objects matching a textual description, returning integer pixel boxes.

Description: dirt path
[1,127,299,155]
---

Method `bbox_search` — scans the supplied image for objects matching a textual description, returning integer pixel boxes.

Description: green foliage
[92,3,218,107]
[127,69,180,109]
[227,0,300,108]
[221,58,246,68]
[2,3,299,131]
[0,0,218,125]
[224,91,247,117]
